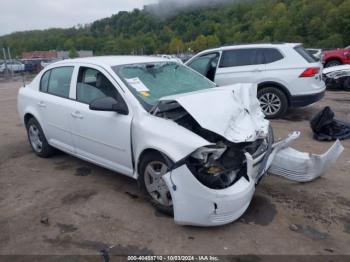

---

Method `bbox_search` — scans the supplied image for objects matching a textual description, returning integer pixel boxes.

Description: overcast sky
[0,0,158,36]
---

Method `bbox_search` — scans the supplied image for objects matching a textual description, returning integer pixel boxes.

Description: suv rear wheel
[258,87,288,119]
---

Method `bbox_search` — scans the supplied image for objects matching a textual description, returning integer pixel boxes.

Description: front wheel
[258,87,288,119]
[325,60,342,68]
[138,152,173,216]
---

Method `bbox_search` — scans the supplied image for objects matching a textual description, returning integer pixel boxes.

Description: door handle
[71,111,84,119]
[37,101,46,108]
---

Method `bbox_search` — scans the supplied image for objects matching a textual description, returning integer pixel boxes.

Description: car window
[40,70,51,92]
[308,50,318,55]
[76,67,121,104]
[113,62,215,110]
[187,53,220,78]
[294,46,317,63]
[219,49,261,68]
[263,48,284,63]
[47,67,74,98]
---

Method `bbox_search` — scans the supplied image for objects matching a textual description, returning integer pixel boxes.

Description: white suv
[186,43,326,118]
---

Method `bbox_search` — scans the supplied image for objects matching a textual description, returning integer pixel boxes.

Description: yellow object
[207,166,224,174]
[140,91,150,97]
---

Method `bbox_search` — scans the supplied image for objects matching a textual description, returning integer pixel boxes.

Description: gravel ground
[0,80,349,257]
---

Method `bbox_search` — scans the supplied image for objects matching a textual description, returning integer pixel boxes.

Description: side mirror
[89,97,129,115]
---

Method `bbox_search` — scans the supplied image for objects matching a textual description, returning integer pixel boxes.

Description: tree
[69,48,79,58]
[168,37,185,54]
[1,0,349,57]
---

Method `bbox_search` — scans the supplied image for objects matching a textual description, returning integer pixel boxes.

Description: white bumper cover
[163,132,343,227]
[269,138,344,183]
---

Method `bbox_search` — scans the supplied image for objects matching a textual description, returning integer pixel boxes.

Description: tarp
[310,107,350,141]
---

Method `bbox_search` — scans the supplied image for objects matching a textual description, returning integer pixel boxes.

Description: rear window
[219,49,262,68]
[294,46,317,63]
[263,48,284,63]
[40,70,51,92]
[47,67,74,98]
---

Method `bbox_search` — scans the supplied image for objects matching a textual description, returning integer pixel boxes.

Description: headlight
[191,143,227,165]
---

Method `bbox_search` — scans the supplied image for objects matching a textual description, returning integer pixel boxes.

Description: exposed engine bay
[152,100,270,189]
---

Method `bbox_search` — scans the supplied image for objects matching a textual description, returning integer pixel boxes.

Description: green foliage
[69,48,79,58]
[1,0,349,57]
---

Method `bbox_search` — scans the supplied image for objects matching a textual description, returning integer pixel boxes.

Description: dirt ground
[0,80,349,257]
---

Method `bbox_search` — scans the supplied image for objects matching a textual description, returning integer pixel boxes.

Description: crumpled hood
[160,83,269,143]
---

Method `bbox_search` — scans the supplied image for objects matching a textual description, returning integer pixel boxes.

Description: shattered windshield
[113,62,215,110]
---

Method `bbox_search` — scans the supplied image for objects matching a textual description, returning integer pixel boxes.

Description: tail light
[300,67,320,77]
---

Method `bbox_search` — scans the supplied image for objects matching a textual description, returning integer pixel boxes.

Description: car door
[38,66,76,153]
[186,52,221,82]
[215,48,266,86]
[69,65,134,176]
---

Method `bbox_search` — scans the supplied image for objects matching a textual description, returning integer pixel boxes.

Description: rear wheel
[325,60,342,68]
[138,152,173,216]
[258,87,288,119]
[26,118,55,158]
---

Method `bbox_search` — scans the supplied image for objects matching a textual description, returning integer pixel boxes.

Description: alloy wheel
[259,92,282,116]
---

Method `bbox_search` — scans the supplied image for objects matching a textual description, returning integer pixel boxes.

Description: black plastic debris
[40,215,49,226]
[310,107,350,141]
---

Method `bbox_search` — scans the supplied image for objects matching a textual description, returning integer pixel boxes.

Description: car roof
[54,56,170,67]
[200,43,301,53]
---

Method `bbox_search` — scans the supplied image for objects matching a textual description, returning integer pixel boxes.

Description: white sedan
[17,56,342,226]
[0,60,25,73]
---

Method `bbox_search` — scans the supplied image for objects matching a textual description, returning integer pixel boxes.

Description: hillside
[0,0,349,57]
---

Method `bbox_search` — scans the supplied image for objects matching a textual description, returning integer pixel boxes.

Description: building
[22,51,57,60]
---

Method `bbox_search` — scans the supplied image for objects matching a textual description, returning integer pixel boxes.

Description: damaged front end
[151,86,272,190]
[151,84,343,226]
[323,65,350,90]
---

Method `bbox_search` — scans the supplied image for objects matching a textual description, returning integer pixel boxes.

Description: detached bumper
[269,140,344,182]
[163,131,343,227]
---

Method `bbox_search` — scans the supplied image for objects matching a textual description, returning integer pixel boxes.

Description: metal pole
[2,48,9,78]
[7,47,14,78]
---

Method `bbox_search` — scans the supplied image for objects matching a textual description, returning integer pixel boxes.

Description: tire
[258,87,288,119]
[138,152,173,216]
[26,118,55,158]
[325,60,342,68]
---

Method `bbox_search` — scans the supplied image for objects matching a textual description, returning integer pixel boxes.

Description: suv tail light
[299,67,320,77]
